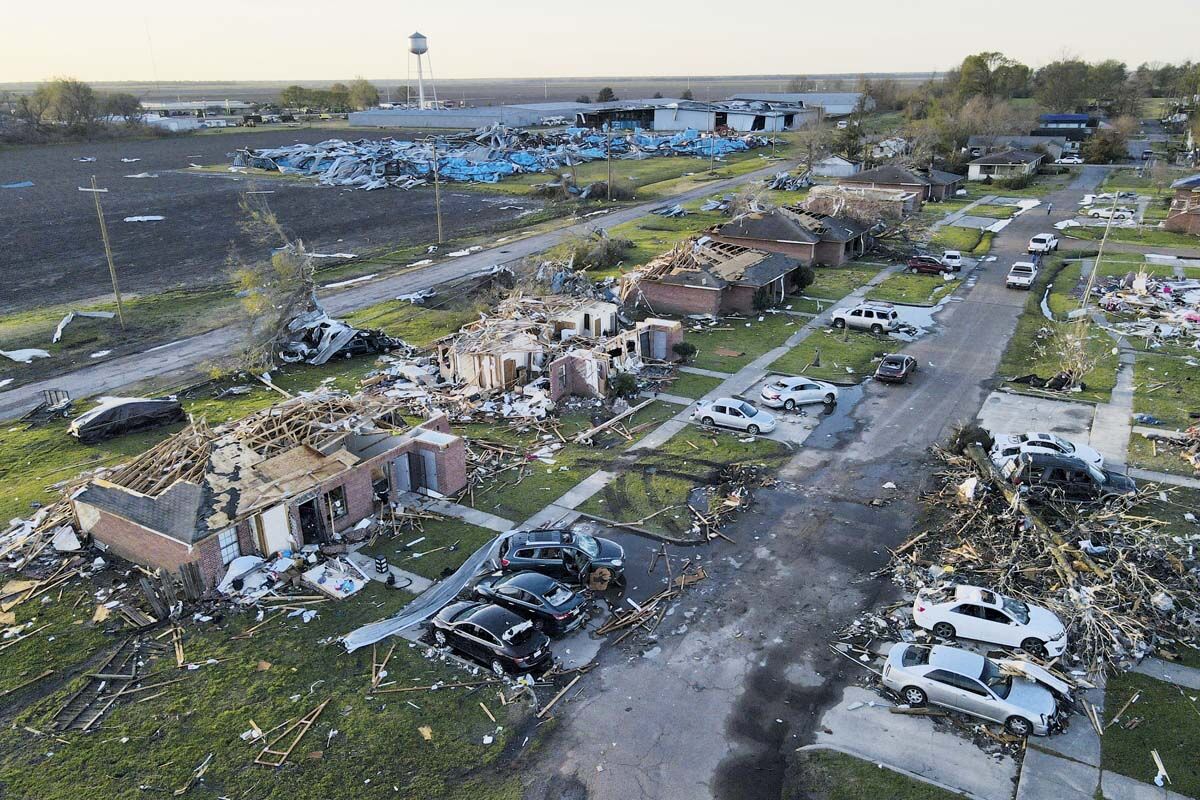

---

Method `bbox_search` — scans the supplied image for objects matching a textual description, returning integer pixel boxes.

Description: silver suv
[830,301,900,334]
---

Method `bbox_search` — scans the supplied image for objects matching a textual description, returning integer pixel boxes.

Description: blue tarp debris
[232,124,771,191]
[1,181,34,189]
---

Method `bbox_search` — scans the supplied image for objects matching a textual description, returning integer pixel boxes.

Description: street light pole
[90,175,125,330]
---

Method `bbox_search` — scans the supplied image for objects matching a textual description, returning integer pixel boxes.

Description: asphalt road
[519,168,1108,800]
[0,157,795,420]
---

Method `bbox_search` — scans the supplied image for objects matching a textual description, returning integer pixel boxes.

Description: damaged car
[874,354,918,384]
[1005,452,1136,502]
[278,301,406,365]
[498,529,625,583]
[990,431,1103,470]
[760,376,838,410]
[881,643,1059,736]
[913,585,1067,657]
[428,601,552,675]
[68,397,185,444]
[473,571,586,635]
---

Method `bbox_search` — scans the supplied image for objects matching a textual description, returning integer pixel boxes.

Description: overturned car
[278,301,406,365]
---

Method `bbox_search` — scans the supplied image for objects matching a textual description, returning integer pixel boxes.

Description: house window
[218,528,240,565]
[327,485,348,519]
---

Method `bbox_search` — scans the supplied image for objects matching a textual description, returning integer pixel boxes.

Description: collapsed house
[708,206,871,266]
[69,394,467,589]
[625,239,805,316]
[838,164,965,208]
[433,295,681,402]
[805,184,917,220]
[1095,268,1200,347]
[278,297,406,365]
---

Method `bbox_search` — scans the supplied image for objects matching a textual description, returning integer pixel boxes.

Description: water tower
[409,31,436,109]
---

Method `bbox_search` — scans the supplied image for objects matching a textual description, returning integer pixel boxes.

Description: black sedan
[874,354,918,384]
[474,571,586,635]
[428,601,552,675]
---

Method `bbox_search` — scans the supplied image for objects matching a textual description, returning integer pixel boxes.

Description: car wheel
[870,324,883,335]
[746,424,760,435]
[491,659,507,678]
[433,630,447,647]
[823,393,836,405]
[909,267,918,274]
[1021,638,1047,657]
[784,399,796,411]
[932,622,955,640]
[902,686,927,707]
[833,318,846,329]
[1005,716,1033,737]
[702,416,714,427]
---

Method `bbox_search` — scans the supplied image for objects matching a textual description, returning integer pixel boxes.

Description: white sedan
[691,397,776,435]
[990,431,1104,469]
[1056,155,1083,165]
[1088,207,1134,220]
[760,376,839,410]
[913,585,1067,657]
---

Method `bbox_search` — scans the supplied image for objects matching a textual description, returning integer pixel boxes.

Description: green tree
[1033,60,1090,111]
[956,52,1029,101]
[1081,128,1128,164]
[596,87,617,103]
[787,75,814,92]
[280,84,310,108]
[327,82,350,110]
[834,121,863,161]
[347,77,379,110]
[1088,60,1128,102]
[101,92,142,123]
[680,89,694,100]
[575,94,590,104]
[39,78,99,131]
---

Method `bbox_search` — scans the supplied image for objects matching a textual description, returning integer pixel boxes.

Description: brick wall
[77,502,199,578]
[433,442,468,495]
[813,240,850,267]
[721,285,758,314]
[638,281,722,316]
[195,536,228,587]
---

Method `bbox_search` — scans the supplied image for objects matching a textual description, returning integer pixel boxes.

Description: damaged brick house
[433,294,681,401]
[708,206,870,266]
[629,239,804,316]
[838,164,965,208]
[70,395,467,589]
[1165,173,1200,236]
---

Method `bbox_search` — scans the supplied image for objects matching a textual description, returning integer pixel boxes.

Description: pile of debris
[233,125,771,191]
[888,445,1199,675]
[687,462,778,540]
[765,170,812,191]
[1095,268,1200,351]
[278,296,410,365]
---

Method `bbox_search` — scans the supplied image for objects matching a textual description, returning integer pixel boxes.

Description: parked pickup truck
[1006,261,1038,289]
[1027,234,1059,254]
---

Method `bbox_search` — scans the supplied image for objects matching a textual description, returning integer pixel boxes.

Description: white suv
[1027,234,1058,254]
[830,302,900,334]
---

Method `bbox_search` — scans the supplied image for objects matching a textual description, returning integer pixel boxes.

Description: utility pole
[709,109,717,173]
[90,175,125,330]
[431,139,444,244]
[606,125,613,202]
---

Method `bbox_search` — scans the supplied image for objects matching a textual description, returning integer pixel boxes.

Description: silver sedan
[881,643,1057,736]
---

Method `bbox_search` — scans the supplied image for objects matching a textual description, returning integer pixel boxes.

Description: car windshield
[980,659,1012,699]
[739,402,758,417]
[574,533,600,558]
[1012,265,1033,274]
[1001,596,1030,625]
[502,619,535,644]
[770,381,789,390]
[900,646,930,667]
[546,584,574,606]
[882,358,903,369]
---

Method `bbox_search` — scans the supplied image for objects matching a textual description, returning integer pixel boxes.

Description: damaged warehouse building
[70,395,467,589]
[433,295,681,403]
[708,206,872,266]
[626,239,806,316]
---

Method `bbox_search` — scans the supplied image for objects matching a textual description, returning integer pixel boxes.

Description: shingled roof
[840,165,930,186]
[969,149,1045,166]
[714,207,867,245]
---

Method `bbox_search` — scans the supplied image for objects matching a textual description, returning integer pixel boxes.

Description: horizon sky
[3,0,1195,83]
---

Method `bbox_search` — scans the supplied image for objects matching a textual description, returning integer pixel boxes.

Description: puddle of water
[804,383,865,449]
[888,297,952,341]
[1040,284,1055,321]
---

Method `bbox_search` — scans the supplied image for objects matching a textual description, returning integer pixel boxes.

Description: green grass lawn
[344,301,481,348]
[665,370,724,399]
[769,328,887,382]
[1065,225,1200,249]
[686,313,800,373]
[996,261,1118,404]
[359,518,499,581]
[867,272,957,306]
[930,226,993,255]
[577,426,791,539]
[783,750,961,800]
[1102,671,1200,799]
[970,203,1018,219]
[0,581,525,800]
[1133,354,1200,430]
[1126,434,1197,477]
[803,263,888,300]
